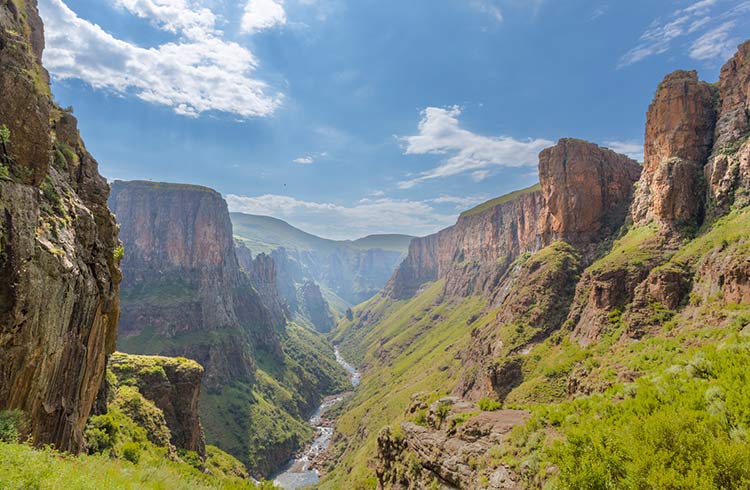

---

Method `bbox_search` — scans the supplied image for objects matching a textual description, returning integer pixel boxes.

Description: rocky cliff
[0,0,120,453]
[327,40,750,490]
[110,180,283,386]
[109,352,206,457]
[388,139,640,301]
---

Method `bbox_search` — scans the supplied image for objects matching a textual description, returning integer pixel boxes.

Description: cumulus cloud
[293,156,314,164]
[226,194,457,239]
[398,106,552,188]
[618,0,748,68]
[113,0,217,39]
[603,140,644,162]
[241,0,287,34]
[39,0,281,118]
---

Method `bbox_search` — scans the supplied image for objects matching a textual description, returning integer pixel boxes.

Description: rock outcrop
[376,396,528,489]
[539,139,641,248]
[109,352,206,457]
[297,280,335,333]
[0,0,120,453]
[109,180,283,387]
[632,70,718,228]
[388,139,640,301]
[239,245,288,325]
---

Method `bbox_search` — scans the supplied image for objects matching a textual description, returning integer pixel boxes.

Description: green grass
[0,442,273,489]
[460,183,541,218]
[321,281,492,488]
[119,280,199,307]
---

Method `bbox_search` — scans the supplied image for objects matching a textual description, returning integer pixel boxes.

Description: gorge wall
[326,40,750,489]
[0,0,120,453]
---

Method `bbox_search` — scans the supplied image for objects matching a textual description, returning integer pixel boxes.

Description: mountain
[322,41,750,489]
[230,212,413,331]
[109,180,349,477]
[0,0,121,453]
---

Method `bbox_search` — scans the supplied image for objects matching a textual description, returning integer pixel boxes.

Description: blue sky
[39,0,750,239]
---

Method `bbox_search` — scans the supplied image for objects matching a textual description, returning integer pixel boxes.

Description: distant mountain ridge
[230,213,414,330]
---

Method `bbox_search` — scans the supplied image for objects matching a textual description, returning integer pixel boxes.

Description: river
[272,347,360,489]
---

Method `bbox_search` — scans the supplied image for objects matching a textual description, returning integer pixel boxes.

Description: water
[272,347,360,489]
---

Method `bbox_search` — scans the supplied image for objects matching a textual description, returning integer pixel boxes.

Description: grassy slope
[321,281,494,488]
[200,323,349,477]
[460,183,541,218]
[0,442,273,490]
[324,208,750,488]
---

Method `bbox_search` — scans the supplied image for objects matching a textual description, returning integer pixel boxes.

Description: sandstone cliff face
[632,70,718,228]
[388,185,544,300]
[110,180,282,386]
[389,139,640,301]
[238,244,288,325]
[0,0,120,453]
[109,353,206,457]
[539,139,641,248]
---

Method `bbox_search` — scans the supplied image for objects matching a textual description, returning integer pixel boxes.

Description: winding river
[272,347,360,489]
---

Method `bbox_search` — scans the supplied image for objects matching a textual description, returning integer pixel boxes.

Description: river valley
[272,347,360,489]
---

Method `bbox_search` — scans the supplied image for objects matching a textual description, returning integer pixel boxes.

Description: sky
[38,0,750,240]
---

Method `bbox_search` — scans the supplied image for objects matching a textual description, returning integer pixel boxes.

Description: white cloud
[113,0,216,39]
[39,0,281,118]
[293,156,314,164]
[689,21,739,61]
[618,0,748,68]
[398,106,553,188]
[471,170,491,182]
[603,140,644,162]
[226,194,457,239]
[241,0,287,34]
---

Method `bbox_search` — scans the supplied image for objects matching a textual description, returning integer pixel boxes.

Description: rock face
[109,352,206,457]
[110,180,284,388]
[388,185,544,300]
[238,244,288,325]
[632,70,718,228]
[297,280,335,333]
[0,0,121,453]
[376,397,528,489]
[706,41,750,216]
[389,139,640,300]
[539,139,641,247]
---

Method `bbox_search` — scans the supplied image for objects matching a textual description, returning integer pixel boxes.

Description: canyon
[324,40,750,489]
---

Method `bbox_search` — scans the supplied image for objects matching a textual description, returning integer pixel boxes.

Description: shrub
[0,410,24,443]
[114,245,125,261]
[84,413,119,454]
[0,125,10,146]
[478,398,502,412]
[121,441,141,464]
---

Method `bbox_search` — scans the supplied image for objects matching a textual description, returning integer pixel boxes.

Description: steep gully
[273,347,361,489]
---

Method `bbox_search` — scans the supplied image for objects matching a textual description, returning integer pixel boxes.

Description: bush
[114,245,125,261]
[84,413,119,454]
[478,398,502,411]
[121,441,141,464]
[0,410,23,443]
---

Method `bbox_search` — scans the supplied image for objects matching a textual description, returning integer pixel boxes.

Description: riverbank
[272,347,360,489]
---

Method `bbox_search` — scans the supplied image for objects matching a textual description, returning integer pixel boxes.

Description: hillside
[324,42,750,489]
[231,212,413,330]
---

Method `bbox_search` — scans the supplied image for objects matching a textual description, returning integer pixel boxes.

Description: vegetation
[460,183,541,218]
[478,398,501,412]
[0,441,275,489]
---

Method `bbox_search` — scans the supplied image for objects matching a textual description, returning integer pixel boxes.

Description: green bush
[114,245,125,261]
[0,411,23,443]
[0,125,10,146]
[478,398,502,412]
[84,413,119,454]
[121,441,141,464]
